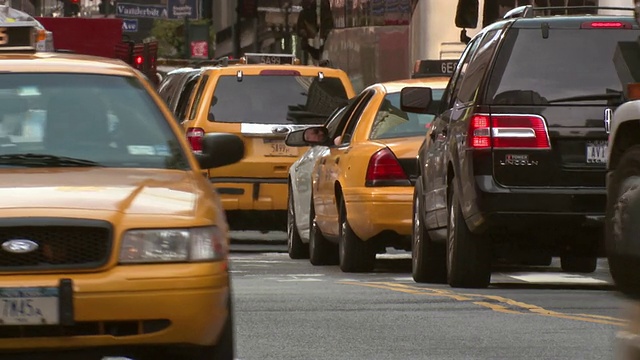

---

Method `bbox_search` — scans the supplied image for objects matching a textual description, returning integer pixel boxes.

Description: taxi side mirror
[196,133,245,169]
[400,87,433,114]
[285,127,329,147]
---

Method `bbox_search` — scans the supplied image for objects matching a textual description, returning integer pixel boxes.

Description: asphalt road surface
[231,242,629,360]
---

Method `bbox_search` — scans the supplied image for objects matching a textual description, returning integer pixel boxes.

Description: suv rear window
[487,27,640,105]
[209,75,349,125]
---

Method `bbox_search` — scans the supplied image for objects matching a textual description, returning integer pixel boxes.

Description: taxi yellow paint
[0,52,234,355]
[313,78,449,242]
[181,61,355,231]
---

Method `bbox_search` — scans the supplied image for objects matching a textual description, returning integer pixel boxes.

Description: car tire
[446,178,492,288]
[338,200,375,273]
[309,196,338,266]
[287,184,309,259]
[607,145,640,297]
[412,179,446,283]
[560,254,597,273]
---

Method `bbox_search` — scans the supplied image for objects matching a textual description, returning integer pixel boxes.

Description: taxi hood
[0,168,204,216]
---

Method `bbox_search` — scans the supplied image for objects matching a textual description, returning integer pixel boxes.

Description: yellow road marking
[338,281,627,327]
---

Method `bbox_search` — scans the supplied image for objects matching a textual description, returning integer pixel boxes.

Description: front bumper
[343,187,413,241]
[0,262,229,352]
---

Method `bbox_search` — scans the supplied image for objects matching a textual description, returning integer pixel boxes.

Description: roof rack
[503,5,635,20]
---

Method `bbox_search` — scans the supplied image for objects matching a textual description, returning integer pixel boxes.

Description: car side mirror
[285,126,329,147]
[196,133,245,169]
[400,87,433,114]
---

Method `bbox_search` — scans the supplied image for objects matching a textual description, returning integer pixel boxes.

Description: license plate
[586,140,608,164]
[259,138,296,157]
[0,287,59,325]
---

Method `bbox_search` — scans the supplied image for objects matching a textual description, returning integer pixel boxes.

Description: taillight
[581,21,632,29]
[186,127,204,153]
[365,148,411,187]
[468,114,550,150]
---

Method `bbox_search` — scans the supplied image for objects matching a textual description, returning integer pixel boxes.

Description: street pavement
[231,245,628,360]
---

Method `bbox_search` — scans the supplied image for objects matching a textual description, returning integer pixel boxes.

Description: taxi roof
[0,52,139,76]
[381,77,451,93]
[201,63,347,77]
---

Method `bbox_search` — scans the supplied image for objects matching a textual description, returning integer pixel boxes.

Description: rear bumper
[211,178,288,231]
[467,175,606,233]
[343,187,413,241]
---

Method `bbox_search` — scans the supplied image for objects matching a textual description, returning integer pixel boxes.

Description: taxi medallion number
[0,287,59,325]
[586,140,607,164]
[260,139,295,157]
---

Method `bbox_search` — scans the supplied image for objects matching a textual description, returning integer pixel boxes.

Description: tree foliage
[151,19,215,58]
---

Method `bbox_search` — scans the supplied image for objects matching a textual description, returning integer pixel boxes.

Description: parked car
[157,67,203,122]
[286,78,450,272]
[408,4,640,288]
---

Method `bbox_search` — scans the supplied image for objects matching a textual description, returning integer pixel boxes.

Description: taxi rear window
[208,75,349,125]
[0,73,189,170]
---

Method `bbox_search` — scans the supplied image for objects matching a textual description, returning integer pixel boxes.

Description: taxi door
[315,89,375,236]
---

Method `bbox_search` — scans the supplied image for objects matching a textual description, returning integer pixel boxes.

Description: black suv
[408,5,640,288]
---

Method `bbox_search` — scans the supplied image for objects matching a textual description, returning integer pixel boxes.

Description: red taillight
[581,21,632,29]
[186,127,204,153]
[468,114,550,150]
[365,148,410,186]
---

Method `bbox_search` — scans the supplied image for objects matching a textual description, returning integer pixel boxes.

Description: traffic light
[239,0,258,19]
[63,0,80,17]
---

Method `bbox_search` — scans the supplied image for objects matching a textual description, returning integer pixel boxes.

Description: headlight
[119,226,227,263]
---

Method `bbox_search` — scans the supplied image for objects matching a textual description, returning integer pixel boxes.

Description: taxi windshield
[369,89,445,140]
[209,74,350,125]
[0,73,189,170]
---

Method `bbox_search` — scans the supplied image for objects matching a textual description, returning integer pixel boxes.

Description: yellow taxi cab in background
[0,25,243,360]
[285,77,449,272]
[177,53,355,232]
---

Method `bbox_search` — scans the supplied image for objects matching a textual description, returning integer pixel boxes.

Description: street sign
[122,18,138,33]
[167,0,199,19]
[115,3,168,19]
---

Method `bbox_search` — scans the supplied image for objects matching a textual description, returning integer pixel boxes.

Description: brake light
[365,148,410,186]
[259,70,301,76]
[186,127,204,153]
[581,21,632,29]
[468,114,550,150]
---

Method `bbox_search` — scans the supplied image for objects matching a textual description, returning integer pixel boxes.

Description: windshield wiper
[0,153,102,167]
[547,93,624,104]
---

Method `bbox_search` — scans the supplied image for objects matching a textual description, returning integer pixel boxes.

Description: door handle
[335,157,340,165]
[321,158,326,165]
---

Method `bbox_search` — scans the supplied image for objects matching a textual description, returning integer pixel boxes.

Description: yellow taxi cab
[0,24,243,359]
[179,53,355,232]
[285,77,449,273]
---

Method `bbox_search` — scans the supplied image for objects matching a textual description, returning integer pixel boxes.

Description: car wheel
[607,145,640,297]
[287,184,309,259]
[412,179,446,283]
[309,196,338,266]
[446,178,491,288]
[338,200,375,273]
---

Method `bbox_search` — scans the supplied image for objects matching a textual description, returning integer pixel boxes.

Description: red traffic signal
[134,55,143,66]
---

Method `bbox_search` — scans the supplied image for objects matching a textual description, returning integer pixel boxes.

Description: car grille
[0,219,113,272]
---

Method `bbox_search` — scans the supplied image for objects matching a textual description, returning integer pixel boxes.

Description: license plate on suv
[586,140,607,164]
